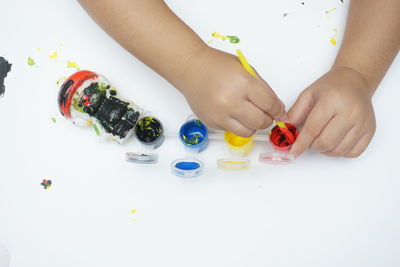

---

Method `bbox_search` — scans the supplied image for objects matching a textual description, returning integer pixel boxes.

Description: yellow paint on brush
[276,121,288,129]
[237,49,288,129]
[224,131,254,156]
[67,61,80,71]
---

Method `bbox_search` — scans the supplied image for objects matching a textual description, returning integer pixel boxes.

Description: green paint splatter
[27,57,36,66]
[226,36,240,44]
[93,124,100,136]
[211,32,240,44]
[50,117,56,123]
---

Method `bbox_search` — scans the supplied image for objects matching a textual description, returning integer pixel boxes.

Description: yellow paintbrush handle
[236,49,257,78]
[236,49,287,129]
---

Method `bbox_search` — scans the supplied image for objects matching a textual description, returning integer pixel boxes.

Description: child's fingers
[287,90,316,126]
[247,83,285,120]
[219,117,255,137]
[289,101,334,157]
[343,133,373,158]
[310,115,354,153]
[322,126,362,157]
[253,69,286,109]
[233,101,273,131]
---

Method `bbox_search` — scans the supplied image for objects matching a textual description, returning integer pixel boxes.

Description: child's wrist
[170,45,213,95]
[331,65,375,97]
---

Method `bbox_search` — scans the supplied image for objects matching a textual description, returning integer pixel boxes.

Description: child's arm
[288,0,400,158]
[78,0,285,137]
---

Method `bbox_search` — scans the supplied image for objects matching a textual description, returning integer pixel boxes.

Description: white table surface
[1,0,399,266]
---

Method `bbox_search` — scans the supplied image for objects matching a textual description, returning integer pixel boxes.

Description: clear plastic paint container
[171,158,204,178]
[171,115,208,178]
[126,152,158,164]
[217,131,253,171]
[217,159,251,171]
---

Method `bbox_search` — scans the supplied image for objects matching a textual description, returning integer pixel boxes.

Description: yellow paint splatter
[67,61,80,71]
[330,28,338,46]
[326,8,337,14]
[130,209,137,214]
[27,57,36,66]
[49,51,58,62]
[212,32,228,41]
[59,42,64,46]
[36,48,43,51]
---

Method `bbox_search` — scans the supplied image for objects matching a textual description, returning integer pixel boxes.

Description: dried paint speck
[0,57,12,98]
[27,57,36,66]
[49,51,58,62]
[40,179,52,190]
[326,8,337,14]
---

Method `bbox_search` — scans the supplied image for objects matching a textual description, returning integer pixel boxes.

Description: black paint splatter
[40,179,52,190]
[0,57,12,98]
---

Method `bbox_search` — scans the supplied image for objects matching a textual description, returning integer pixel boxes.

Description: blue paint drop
[175,161,200,170]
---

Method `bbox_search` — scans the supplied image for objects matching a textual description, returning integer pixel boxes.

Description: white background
[1,0,399,266]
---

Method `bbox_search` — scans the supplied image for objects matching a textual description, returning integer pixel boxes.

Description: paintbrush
[235,49,294,141]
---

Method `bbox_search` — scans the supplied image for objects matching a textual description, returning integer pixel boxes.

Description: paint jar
[135,116,165,149]
[269,123,298,152]
[125,115,164,164]
[178,118,208,153]
[171,116,208,178]
[259,123,298,165]
[216,131,252,171]
[224,131,253,156]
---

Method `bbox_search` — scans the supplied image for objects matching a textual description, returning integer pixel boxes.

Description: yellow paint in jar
[224,131,254,156]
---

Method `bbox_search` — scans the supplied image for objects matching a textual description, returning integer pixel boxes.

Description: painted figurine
[58,70,141,143]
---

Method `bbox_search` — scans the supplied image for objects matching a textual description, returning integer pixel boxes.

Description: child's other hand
[176,47,286,137]
[287,66,376,158]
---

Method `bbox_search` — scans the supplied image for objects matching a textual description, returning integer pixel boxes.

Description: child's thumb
[287,90,316,126]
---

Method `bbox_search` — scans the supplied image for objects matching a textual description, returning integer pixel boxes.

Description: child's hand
[176,47,286,137]
[287,66,376,158]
